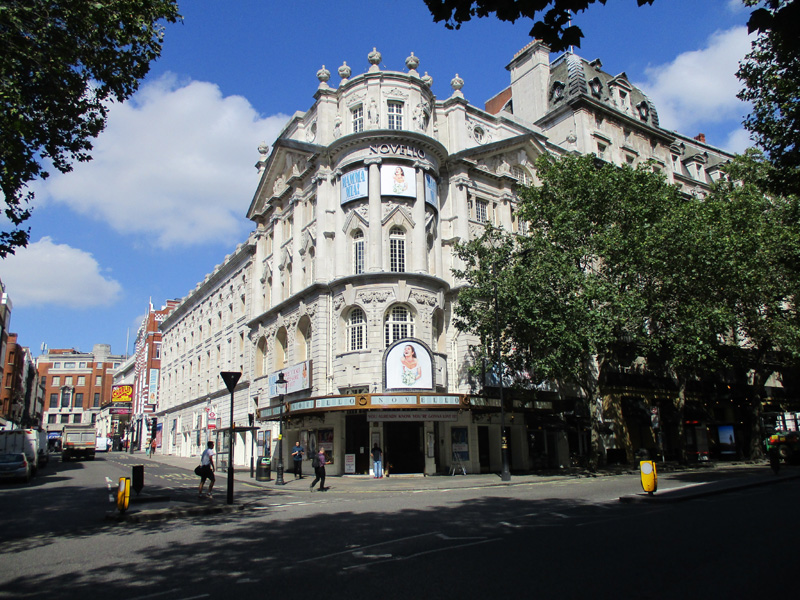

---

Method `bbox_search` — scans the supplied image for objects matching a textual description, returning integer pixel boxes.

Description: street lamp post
[275,372,287,486]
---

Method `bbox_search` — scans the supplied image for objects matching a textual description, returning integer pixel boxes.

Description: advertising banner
[112,385,133,403]
[381,164,416,198]
[424,172,438,209]
[269,361,311,398]
[341,168,368,204]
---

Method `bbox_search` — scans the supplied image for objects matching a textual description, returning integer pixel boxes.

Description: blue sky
[1,0,754,358]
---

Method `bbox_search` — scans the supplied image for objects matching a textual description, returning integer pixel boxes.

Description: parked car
[0,453,32,483]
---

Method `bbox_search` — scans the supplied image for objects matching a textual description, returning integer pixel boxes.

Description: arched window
[348,308,366,351]
[256,337,268,377]
[297,316,312,361]
[275,327,288,369]
[389,227,405,272]
[384,305,414,347]
[353,230,365,275]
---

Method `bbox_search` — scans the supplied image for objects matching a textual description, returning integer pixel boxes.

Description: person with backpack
[310,447,329,492]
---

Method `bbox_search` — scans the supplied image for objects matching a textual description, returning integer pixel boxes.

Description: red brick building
[37,344,127,434]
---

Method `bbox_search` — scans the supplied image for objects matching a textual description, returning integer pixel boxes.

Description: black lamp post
[220,371,242,505]
[275,372,287,486]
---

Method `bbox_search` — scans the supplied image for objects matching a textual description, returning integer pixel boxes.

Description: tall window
[389,227,405,272]
[476,199,489,223]
[49,393,58,408]
[93,393,100,408]
[348,308,366,351]
[387,101,403,130]
[74,392,83,408]
[353,230,365,274]
[385,305,414,346]
[60,389,71,408]
[352,105,364,133]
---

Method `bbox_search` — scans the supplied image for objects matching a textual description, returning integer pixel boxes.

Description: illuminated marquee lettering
[369,144,425,159]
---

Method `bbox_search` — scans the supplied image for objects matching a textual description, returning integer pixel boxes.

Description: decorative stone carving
[451,74,464,92]
[413,102,430,131]
[383,87,409,100]
[421,72,433,87]
[333,295,345,311]
[405,52,419,72]
[305,120,317,143]
[358,290,391,304]
[317,65,330,85]
[333,114,342,139]
[338,61,351,81]
[368,47,382,69]
[368,98,379,129]
[345,91,366,107]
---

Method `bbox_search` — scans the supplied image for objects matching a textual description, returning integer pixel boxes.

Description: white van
[0,429,39,475]
[95,436,109,452]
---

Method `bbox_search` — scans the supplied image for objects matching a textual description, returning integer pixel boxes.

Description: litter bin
[256,457,271,481]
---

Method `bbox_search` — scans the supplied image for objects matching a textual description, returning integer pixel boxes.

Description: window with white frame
[511,166,532,186]
[352,105,364,133]
[348,308,366,351]
[476,199,489,223]
[353,230,365,274]
[387,101,403,130]
[384,305,414,347]
[389,227,406,272]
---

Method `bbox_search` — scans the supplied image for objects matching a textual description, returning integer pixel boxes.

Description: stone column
[412,162,427,273]
[365,158,383,272]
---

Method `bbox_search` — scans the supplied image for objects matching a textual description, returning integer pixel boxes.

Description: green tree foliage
[454,152,800,464]
[737,1,800,197]
[0,0,181,257]
[424,0,654,52]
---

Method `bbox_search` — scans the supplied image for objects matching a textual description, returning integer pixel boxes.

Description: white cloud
[0,237,122,308]
[724,127,754,154]
[38,74,290,248]
[636,26,753,133]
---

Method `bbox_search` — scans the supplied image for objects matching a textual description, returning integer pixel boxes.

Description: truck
[0,429,40,475]
[61,424,97,461]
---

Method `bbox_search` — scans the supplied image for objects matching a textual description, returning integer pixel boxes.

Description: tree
[708,150,800,455]
[454,154,705,467]
[424,0,794,53]
[737,1,800,197]
[424,0,654,52]
[0,0,181,257]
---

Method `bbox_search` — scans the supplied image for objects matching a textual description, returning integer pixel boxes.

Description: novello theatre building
[157,44,733,475]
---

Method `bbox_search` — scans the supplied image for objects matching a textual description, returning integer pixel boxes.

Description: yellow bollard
[117,477,131,513]
[640,460,657,495]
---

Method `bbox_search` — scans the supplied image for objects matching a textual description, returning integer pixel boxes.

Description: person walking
[371,443,383,478]
[291,441,305,479]
[310,447,329,492]
[197,441,216,498]
[150,438,157,457]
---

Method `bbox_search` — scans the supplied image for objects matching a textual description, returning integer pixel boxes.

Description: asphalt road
[1,454,797,599]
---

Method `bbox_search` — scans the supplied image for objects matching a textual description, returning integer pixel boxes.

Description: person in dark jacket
[310,448,329,492]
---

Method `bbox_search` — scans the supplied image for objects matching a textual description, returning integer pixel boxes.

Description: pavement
[105,451,800,523]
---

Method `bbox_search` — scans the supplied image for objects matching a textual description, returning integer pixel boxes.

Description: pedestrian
[197,441,216,498]
[145,438,151,457]
[310,447,329,492]
[291,440,305,479]
[150,438,157,457]
[371,443,383,478]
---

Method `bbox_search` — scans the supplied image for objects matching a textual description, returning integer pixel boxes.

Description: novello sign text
[369,144,425,159]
